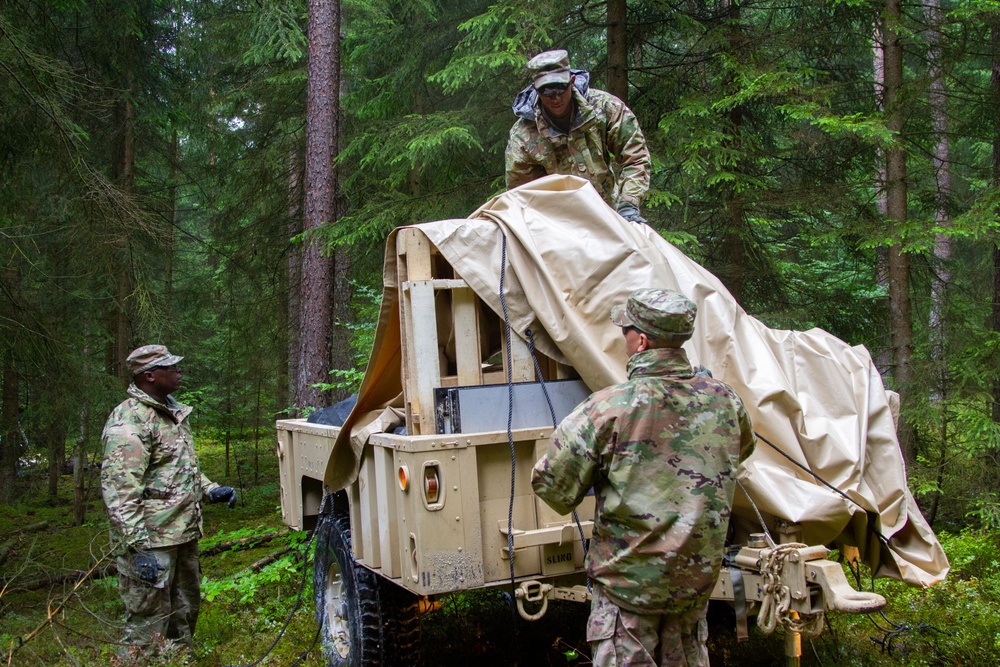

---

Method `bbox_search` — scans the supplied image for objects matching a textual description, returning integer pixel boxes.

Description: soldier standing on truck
[531,290,755,667]
[505,49,652,223]
[101,345,237,653]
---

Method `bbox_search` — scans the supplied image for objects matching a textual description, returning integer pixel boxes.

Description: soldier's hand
[616,204,647,224]
[209,485,238,509]
[131,550,161,585]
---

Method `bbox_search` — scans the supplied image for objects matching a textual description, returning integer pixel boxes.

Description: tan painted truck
[274,193,919,667]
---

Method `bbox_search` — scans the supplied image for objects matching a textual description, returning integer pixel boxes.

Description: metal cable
[754,431,890,545]
[224,491,330,667]
[498,233,519,625]
[524,327,590,582]
[736,475,776,548]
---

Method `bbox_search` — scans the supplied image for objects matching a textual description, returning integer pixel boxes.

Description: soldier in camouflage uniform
[505,49,651,222]
[532,290,755,667]
[101,345,237,651]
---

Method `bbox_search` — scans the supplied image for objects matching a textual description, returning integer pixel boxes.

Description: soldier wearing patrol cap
[101,344,237,652]
[532,289,755,667]
[505,49,652,222]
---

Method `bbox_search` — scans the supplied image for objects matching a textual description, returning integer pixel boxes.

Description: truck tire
[313,503,421,666]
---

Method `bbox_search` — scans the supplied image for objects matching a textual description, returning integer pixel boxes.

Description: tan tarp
[328,175,948,588]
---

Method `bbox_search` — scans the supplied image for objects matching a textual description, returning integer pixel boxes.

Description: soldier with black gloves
[506,49,652,223]
[101,345,237,652]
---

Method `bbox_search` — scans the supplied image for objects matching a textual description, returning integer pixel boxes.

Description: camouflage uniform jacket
[505,72,651,209]
[531,347,754,614]
[101,384,218,551]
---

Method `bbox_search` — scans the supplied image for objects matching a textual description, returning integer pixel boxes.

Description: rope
[736,476,776,548]
[498,233,520,630]
[224,491,331,667]
[754,431,889,546]
[524,328,590,592]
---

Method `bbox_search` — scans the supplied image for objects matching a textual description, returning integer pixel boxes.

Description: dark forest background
[3,0,1000,568]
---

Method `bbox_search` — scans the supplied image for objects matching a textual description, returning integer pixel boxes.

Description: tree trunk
[46,414,67,501]
[166,129,179,308]
[72,403,89,526]
[720,0,746,304]
[991,19,1000,425]
[884,0,915,466]
[926,0,951,361]
[286,143,302,414]
[924,0,951,511]
[606,0,628,103]
[297,0,342,409]
[111,56,138,383]
[872,19,892,376]
[1,354,20,503]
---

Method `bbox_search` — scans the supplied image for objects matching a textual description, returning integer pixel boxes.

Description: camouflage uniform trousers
[588,584,710,667]
[117,539,201,649]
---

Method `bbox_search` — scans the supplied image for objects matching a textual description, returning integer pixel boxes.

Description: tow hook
[514,580,553,621]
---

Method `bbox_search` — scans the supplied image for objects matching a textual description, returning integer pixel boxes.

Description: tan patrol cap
[611,289,697,341]
[126,344,184,376]
[527,49,572,89]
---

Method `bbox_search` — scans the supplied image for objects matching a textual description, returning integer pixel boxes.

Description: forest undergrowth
[1,438,998,667]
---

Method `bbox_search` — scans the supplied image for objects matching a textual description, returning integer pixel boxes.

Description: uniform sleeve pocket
[586,595,619,642]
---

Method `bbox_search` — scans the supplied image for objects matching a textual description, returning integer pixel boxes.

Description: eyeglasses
[537,83,571,99]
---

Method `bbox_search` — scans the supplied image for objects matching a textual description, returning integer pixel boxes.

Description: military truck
[275,178,947,667]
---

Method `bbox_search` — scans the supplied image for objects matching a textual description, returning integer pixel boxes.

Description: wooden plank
[397,229,437,433]
[408,280,441,434]
[501,327,535,382]
[357,448,381,568]
[349,480,363,561]
[396,228,434,281]
[374,446,401,579]
[453,287,482,386]
[400,278,467,291]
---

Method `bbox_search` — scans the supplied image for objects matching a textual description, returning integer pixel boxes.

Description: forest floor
[1,438,998,667]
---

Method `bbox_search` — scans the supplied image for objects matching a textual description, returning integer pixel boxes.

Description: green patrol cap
[126,344,184,376]
[527,49,572,89]
[610,289,697,341]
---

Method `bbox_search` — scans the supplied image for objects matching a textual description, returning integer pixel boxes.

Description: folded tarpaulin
[327,174,948,589]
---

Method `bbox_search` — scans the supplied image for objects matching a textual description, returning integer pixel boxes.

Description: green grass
[3,437,1000,666]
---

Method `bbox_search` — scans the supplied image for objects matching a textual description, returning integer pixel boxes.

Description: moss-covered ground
[2,437,998,666]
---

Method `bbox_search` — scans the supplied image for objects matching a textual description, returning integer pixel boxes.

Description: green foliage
[243,0,308,65]
[831,530,1000,666]
[201,549,305,604]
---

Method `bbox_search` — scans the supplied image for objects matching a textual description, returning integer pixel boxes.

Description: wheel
[313,496,422,666]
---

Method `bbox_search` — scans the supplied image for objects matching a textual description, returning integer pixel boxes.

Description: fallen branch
[6,555,111,660]
[240,546,296,575]
[1,563,117,593]
[201,531,286,557]
[2,521,48,539]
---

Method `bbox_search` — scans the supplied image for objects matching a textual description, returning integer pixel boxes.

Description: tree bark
[72,403,89,526]
[1,352,20,503]
[926,0,951,360]
[883,0,915,466]
[871,19,892,377]
[297,0,342,410]
[991,19,1000,425]
[606,0,628,103]
[286,143,302,414]
[166,129,179,309]
[110,50,138,383]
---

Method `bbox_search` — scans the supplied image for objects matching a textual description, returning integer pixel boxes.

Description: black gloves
[616,204,647,224]
[208,485,238,509]
[131,550,161,584]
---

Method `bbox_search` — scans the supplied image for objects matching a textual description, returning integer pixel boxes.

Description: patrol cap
[126,344,184,376]
[527,49,572,89]
[610,289,697,341]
